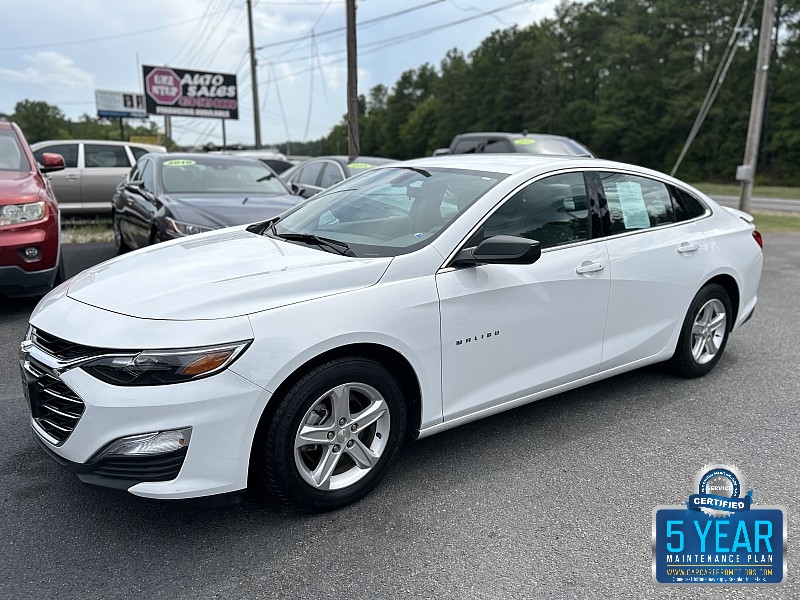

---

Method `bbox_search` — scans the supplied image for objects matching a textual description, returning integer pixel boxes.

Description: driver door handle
[576,262,604,275]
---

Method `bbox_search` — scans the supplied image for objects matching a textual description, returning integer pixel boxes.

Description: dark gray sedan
[112,153,303,253]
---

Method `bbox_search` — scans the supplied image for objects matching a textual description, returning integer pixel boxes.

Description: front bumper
[0,263,58,297]
[20,341,271,500]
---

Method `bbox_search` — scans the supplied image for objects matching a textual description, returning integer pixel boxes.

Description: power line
[256,0,445,51]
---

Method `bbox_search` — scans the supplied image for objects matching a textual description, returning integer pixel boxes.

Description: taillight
[752,230,763,248]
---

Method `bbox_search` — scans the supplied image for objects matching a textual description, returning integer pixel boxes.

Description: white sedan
[19,155,763,511]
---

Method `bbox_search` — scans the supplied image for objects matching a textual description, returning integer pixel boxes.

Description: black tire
[259,357,406,511]
[150,227,165,246]
[671,284,733,378]
[113,215,131,254]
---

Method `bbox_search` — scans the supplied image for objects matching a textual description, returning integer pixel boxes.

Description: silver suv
[31,139,166,214]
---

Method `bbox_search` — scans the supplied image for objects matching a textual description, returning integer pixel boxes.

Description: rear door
[594,171,709,370]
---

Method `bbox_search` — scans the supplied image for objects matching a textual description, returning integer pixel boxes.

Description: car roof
[389,153,687,184]
[453,132,573,142]
[31,139,166,151]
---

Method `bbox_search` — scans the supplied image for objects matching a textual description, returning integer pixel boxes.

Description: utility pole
[247,0,262,149]
[737,0,776,213]
[346,0,360,161]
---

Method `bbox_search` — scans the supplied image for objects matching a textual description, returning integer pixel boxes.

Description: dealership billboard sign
[95,89,147,119]
[142,65,239,120]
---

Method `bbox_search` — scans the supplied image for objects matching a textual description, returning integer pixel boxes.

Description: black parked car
[112,153,303,253]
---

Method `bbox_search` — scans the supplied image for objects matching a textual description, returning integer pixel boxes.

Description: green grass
[752,211,800,234]
[61,216,113,244]
[692,182,800,200]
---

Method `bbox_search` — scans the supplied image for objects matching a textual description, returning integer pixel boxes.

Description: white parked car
[19,155,763,511]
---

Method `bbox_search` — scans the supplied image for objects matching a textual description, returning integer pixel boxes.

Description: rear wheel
[259,357,406,511]
[671,284,732,378]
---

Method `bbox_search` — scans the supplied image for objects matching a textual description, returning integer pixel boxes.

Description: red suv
[0,121,66,297]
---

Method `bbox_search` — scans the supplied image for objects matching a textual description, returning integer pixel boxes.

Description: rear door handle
[576,262,604,275]
[677,242,700,254]
[65,175,79,180]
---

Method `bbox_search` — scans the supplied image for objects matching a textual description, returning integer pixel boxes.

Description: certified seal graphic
[689,463,751,517]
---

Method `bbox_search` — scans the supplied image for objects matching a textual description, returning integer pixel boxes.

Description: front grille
[24,358,85,444]
[31,327,117,361]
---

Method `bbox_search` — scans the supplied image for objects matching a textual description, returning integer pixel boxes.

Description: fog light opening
[23,246,41,260]
[100,427,192,457]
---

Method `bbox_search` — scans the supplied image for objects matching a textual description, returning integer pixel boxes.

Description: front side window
[84,144,130,168]
[271,166,507,257]
[600,172,674,234]
[318,162,344,189]
[296,161,325,187]
[140,160,156,192]
[480,172,590,249]
[33,143,78,168]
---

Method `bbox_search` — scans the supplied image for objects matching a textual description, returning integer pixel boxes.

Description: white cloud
[0,51,95,89]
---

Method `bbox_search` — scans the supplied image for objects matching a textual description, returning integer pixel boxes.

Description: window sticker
[617,181,650,229]
[513,138,535,145]
[163,159,196,167]
[346,162,373,169]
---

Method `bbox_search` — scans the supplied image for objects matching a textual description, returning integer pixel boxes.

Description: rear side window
[85,144,130,168]
[33,143,78,168]
[671,187,707,221]
[481,172,590,249]
[599,172,674,234]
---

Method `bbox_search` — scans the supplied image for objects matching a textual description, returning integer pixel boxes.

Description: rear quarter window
[670,187,707,221]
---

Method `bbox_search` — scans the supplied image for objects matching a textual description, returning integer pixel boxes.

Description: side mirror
[451,235,541,267]
[125,179,145,193]
[40,152,66,173]
[291,182,314,199]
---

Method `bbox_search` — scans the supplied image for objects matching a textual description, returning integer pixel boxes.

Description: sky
[0,0,563,149]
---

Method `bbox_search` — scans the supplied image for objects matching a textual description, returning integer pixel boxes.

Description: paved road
[1,238,798,599]
[711,194,800,213]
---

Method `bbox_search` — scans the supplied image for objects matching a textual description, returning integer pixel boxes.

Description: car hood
[0,170,40,203]
[66,228,392,320]
[165,193,302,228]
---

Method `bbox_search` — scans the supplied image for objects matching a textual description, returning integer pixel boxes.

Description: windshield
[271,166,507,257]
[0,129,30,172]
[160,156,290,195]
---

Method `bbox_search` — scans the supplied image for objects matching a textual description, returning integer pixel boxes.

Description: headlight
[81,341,251,386]
[1,201,45,227]
[165,216,212,236]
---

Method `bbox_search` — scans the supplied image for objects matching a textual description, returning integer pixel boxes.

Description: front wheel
[259,357,406,511]
[671,284,732,378]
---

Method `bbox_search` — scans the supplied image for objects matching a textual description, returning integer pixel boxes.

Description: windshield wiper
[256,173,275,182]
[395,166,431,178]
[274,232,356,257]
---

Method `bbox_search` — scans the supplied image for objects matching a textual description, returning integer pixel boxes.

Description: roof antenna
[522,129,528,137]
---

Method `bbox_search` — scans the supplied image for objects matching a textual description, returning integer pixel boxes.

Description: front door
[437,172,610,421]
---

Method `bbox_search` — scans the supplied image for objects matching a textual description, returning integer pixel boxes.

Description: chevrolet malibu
[19,155,763,511]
